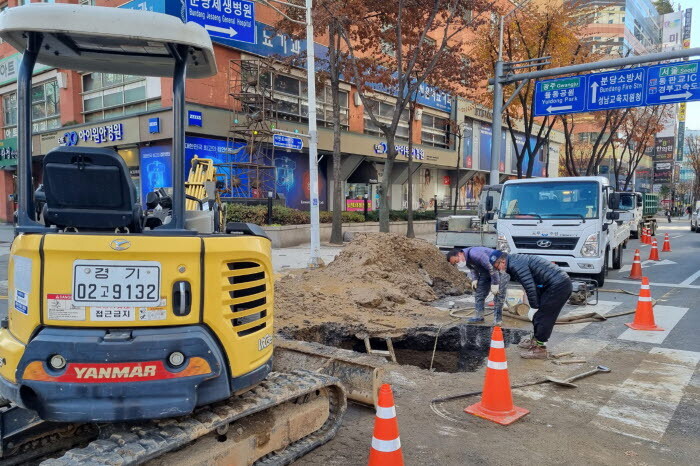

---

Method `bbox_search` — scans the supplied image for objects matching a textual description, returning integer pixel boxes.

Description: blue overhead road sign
[533,77,586,116]
[187,0,256,44]
[645,61,700,106]
[533,59,700,116]
[587,68,646,111]
[273,134,304,151]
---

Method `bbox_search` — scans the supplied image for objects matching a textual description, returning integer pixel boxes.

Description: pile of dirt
[275,233,470,334]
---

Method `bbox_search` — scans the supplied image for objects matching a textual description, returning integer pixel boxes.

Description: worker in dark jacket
[447,247,508,325]
[506,254,573,359]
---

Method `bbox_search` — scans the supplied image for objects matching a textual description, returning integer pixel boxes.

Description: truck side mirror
[485,212,495,221]
[485,196,494,212]
[606,211,620,221]
[636,196,643,207]
[608,193,621,210]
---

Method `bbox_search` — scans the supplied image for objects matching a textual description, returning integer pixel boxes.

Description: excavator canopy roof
[0,4,217,79]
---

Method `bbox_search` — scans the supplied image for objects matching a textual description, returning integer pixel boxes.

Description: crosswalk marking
[680,269,700,286]
[617,305,688,344]
[591,347,700,443]
[554,300,623,334]
[619,259,676,274]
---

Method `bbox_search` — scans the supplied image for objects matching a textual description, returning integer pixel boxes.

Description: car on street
[692,207,700,232]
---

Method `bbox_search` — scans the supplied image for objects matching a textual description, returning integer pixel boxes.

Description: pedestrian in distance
[505,254,573,359]
[687,205,692,219]
[447,247,508,326]
[666,209,672,223]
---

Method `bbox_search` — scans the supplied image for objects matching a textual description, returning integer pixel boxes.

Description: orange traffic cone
[662,233,672,252]
[465,326,529,425]
[368,384,404,466]
[648,238,660,261]
[628,249,643,280]
[643,228,650,244]
[625,277,663,331]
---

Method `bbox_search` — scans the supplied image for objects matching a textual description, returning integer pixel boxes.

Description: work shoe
[520,344,548,359]
[467,316,485,324]
[517,336,534,349]
[493,318,503,326]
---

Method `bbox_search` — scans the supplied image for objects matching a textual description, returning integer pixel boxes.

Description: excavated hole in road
[280,323,530,373]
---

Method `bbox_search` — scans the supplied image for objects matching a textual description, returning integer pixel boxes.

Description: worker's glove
[471,280,478,290]
[490,284,500,296]
[527,308,539,321]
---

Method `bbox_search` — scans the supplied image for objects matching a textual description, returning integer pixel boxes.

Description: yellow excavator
[0,4,357,464]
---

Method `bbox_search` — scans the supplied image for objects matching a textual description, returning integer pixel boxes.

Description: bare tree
[686,133,700,203]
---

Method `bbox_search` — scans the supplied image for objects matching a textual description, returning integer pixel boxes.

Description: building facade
[0,0,562,222]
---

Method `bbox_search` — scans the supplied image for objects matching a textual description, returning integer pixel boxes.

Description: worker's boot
[493,309,502,327]
[517,335,534,349]
[467,311,485,324]
[520,340,548,359]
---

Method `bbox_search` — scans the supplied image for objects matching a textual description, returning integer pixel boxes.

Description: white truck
[618,192,659,239]
[495,176,629,286]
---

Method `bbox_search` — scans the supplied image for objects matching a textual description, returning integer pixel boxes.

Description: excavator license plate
[73,260,161,305]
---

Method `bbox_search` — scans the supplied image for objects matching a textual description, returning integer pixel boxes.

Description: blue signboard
[645,60,700,106]
[587,68,645,111]
[535,59,700,116]
[149,117,160,134]
[187,0,256,44]
[273,134,304,151]
[534,76,586,116]
[188,110,203,127]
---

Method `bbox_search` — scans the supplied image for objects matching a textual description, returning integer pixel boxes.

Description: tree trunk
[379,135,395,233]
[406,102,415,238]
[328,25,343,245]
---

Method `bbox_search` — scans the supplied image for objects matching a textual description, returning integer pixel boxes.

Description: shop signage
[346,198,371,211]
[0,137,18,167]
[0,53,52,86]
[58,123,125,146]
[443,175,451,185]
[373,142,425,160]
[654,136,675,160]
[653,161,673,183]
[188,110,203,127]
[148,117,160,134]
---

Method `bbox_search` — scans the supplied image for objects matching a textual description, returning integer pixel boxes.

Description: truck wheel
[691,223,696,232]
[612,245,623,270]
[592,249,608,287]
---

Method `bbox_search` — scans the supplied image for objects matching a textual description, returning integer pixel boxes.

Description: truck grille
[225,261,269,337]
[512,236,579,250]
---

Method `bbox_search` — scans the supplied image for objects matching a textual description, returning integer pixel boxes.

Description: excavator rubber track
[37,370,346,466]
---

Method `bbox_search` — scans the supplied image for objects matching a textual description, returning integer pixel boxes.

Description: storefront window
[2,80,61,139]
[363,99,409,141]
[421,113,450,148]
[345,183,372,211]
[260,73,349,130]
[82,73,160,122]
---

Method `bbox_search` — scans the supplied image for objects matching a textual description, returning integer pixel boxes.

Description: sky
[686,6,700,130]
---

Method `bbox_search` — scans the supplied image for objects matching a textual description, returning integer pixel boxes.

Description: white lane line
[605,279,700,290]
[680,269,700,286]
[619,259,676,274]
[591,347,700,443]
[670,235,684,239]
[554,301,622,334]
[617,306,688,344]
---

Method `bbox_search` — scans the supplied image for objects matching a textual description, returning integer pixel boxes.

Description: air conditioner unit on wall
[353,92,362,107]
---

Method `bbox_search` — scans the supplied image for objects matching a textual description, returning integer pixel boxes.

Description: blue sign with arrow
[273,134,304,151]
[645,61,700,106]
[534,59,700,116]
[187,0,256,44]
[533,76,586,116]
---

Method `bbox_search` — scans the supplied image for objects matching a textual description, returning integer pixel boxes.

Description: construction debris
[275,233,470,334]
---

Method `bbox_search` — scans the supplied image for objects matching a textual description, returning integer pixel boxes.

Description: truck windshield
[500,181,599,219]
[619,194,635,210]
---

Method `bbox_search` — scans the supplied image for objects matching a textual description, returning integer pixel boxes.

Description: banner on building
[654,137,675,160]
[653,161,673,183]
[462,122,473,169]
[139,145,173,207]
[662,11,683,51]
[478,123,505,173]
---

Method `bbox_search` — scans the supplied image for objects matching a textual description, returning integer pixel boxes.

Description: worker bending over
[505,254,573,359]
[447,247,508,325]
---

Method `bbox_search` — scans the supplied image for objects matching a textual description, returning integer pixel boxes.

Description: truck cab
[496,176,628,286]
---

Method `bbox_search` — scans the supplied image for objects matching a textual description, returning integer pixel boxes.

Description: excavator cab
[0,4,274,423]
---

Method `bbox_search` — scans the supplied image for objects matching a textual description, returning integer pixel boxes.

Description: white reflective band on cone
[638,297,652,302]
[641,285,650,290]
[375,405,396,419]
[487,360,507,370]
[372,437,401,453]
[490,340,505,349]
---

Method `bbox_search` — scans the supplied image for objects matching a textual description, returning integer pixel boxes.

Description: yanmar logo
[74,365,157,380]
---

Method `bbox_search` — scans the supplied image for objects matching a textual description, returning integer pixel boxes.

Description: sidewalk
[0,224,13,243]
